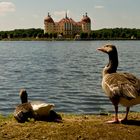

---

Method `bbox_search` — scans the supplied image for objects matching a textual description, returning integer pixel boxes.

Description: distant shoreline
[0,28,140,41]
[0,38,140,41]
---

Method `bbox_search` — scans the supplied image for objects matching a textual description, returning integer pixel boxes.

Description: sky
[0,0,140,31]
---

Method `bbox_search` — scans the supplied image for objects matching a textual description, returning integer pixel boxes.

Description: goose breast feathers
[102,72,140,99]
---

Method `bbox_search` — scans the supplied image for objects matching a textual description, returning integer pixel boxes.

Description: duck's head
[97,44,117,55]
[19,89,28,104]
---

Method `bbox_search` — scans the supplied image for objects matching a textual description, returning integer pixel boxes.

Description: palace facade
[44,13,91,38]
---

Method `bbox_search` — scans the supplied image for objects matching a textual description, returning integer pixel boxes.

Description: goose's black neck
[21,96,28,104]
[103,51,118,76]
[20,90,28,104]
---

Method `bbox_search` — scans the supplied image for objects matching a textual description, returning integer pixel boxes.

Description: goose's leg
[107,105,120,123]
[107,97,120,124]
[114,105,119,122]
[121,107,130,122]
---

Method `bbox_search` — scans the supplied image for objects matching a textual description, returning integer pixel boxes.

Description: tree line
[91,28,140,40]
[0,28,140,40]
[0,28,44,40]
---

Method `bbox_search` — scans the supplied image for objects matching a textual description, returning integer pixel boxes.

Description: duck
[14,89,62,123]
[97,44,140,123]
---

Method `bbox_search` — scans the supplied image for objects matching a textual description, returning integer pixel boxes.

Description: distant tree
[80,32,88,39]
[53,33,57,38]
[120,32,126,38]
[44,33,49,38]
[2,33,8,39]
[22,33,27,38]
[37,33,43,38]
[49,33,53,38]
[9,33,14,39]
[91,32,96,39]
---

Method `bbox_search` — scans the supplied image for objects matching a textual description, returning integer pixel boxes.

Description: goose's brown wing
[103,72,140,99]
[14,103,34,123]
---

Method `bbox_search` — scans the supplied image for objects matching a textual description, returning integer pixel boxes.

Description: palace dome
[81,13,91,23]
[44,13,54,23]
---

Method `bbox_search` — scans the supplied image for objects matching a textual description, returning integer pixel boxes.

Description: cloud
[94,5,104,9]
[0,2,16,16]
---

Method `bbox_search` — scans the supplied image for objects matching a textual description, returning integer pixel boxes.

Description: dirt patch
[0,113,140,140]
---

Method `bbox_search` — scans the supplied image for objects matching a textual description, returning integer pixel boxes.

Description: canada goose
[97,44,140,123]
[14,89,62,123]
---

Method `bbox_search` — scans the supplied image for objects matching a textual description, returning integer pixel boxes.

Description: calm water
[0,40,140,115]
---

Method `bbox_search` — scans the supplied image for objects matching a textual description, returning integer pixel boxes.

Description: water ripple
[0,41,140,115]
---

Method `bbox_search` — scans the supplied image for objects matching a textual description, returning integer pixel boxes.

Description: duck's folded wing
[104,73,140,99]
[31,102,55,116]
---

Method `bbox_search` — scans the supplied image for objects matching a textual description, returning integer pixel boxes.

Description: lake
[0,40,140,115]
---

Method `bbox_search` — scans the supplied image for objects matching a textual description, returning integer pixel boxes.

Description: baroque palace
[44,12,91,38]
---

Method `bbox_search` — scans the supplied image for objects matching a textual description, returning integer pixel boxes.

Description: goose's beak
[97,47,106,53]
[97,47,102,51]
